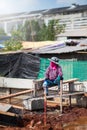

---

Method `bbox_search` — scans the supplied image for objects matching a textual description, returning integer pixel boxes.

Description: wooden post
[33,81,37,97]
[9,88,11,104]
[60,80,63,114]
[69,82,73,106]
[44,87,47,126]
[7,88,11,104]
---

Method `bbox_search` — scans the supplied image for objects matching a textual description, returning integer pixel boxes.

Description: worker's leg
[54,76,63,91]
[43,79,54,95]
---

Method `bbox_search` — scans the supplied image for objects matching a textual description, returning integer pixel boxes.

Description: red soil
[1,107,87,130]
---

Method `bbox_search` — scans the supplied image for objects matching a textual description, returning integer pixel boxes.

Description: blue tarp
[0,35,11,48]
[0,44,5,48]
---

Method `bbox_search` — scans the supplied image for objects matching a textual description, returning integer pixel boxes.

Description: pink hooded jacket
[45,62,63,80]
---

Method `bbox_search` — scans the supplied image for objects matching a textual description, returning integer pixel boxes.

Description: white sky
[0,0,87,15]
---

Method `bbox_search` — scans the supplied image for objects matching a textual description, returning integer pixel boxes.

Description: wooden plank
[63,78,78,84]
[0,102,24,110]
[12,104,24,110]
[0,125,6,128]
[0,89,33,100]
[84,93,87,97]
[33,78,79,95]
[47,100,59,107]
[34,78,79,93]
[63,91,84,96]
[46,92,84,99]
[34,78,44,82]
[47,100,68,107]
[54,97,69,104]
[0,77,34,89]
[0,110,18,117]
[35,78,78,84]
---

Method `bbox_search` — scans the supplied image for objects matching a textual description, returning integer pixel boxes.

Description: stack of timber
[0,103,24,127]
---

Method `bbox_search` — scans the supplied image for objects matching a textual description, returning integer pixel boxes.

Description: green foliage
[38,19,65,41]
[37,24,48,41]
[10,19,65,42]
[0,28,6,35]
[23,20,41,41]
[47,19,65,40]
[1,19,64,51]
[47,20,55,40]
[11,25,24,40]
[3,38,22,51]
[11,30,22,40]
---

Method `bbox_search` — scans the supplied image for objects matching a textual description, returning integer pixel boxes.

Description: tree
[11,25,24,40]
[47,19,65,40]
[23,20,41,41]
[3,38,22,51]
[37,23,48,41]
[0,28,6,35]
[9,19,65,43]
[37,19,65,41]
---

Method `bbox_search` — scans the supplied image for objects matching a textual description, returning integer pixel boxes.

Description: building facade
[0,3,87,39]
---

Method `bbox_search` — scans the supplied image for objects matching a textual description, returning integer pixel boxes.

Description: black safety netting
[0,52,40,79]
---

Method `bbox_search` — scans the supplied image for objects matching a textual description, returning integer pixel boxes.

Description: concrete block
[73,82,85,92]
[23,97,44,110]
[83,81,87,92]
[76,96,87,108]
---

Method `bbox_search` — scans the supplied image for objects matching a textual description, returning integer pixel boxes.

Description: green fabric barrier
[37,58,87,81]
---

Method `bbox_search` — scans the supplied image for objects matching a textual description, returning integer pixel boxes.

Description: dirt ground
[1,106,87,130]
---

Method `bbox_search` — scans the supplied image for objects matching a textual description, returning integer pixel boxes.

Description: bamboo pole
[60,80,63,114]
[0,89,33,100]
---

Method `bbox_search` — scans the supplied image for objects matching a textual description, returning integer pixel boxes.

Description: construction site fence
[37,58,87,81]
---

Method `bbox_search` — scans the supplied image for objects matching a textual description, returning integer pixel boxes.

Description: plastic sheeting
[0,53,40,79]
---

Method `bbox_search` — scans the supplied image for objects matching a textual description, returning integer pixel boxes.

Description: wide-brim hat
[48,57,59,64]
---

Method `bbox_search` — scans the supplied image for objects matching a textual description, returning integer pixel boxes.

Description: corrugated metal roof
[29,9,46,14]
[31,40,87,54]
[1,4,87,20]
[42,7,68,15]
[42,4,87,15]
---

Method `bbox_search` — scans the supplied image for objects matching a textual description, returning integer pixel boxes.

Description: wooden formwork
[34,78,86,113]
[0,77,86,113]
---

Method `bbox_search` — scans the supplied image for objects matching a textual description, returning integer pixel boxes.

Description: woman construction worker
[43,57,63,96]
